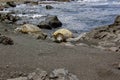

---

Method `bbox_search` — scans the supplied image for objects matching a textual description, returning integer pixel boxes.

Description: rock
[118,63,120,70]
[76,43,88,47]
[49,68,79,80]
[0,13,20,23]
[6,1,16,7]
[0,35,14,45]
[82,16,120,52]
[0,6,4,10]
[107,47,119,52]
[27,68,48,80]
[24,1,38,5]
[15,24,47,40]
[52,28,73,43]
[61,42,75,47]
[7,68,79,80]
[98,41,116,47]
[46,16,62,28]
[38,21,52,30]
[113,15,120,26]
[7,77,27,80]
[46,5,53,9]
[24,1,31,4]
[38,16,62,29]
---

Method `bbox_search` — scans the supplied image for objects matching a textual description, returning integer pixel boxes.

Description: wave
[77,0,107,2]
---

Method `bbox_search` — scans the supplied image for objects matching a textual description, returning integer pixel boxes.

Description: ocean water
[4,0,120,33]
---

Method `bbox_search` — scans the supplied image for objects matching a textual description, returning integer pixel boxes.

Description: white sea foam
[12,14,43,19]
[77,0,107,3]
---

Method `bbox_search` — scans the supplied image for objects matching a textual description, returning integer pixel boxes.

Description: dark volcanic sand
[0,22,120,80]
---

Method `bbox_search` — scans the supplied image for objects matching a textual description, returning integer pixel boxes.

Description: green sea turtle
[14,24,47,39]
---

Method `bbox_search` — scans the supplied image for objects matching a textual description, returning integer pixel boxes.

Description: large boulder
[38,16,62,29]
[38,21,52,30]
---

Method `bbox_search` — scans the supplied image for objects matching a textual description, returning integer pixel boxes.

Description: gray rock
[49,68,79,80]
[27,68,48,80]
[0,35,14,45]
[7,68,79,80]
[109,47,120,52]
[82,16,120,52]
[98,41,116,47]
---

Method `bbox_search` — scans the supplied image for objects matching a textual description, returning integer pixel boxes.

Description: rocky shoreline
[80,15,120,52]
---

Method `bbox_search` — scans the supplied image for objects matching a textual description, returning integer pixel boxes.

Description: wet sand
[0,22,120,80]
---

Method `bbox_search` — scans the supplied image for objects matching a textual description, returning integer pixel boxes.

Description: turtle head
[14,27,22,33]
[54,33,65,43]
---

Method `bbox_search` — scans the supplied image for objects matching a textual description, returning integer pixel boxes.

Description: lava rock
[113,15,120,26]
[45,5,53,9]
[7,68,79,80]
[80,15,120,52]
[27,68,48,80]
[38,21,52,30]
[38,15,62,29]
[46,16,62,28]
[0,35,14,45]
[50,68,79,80]
[6,1,16,7]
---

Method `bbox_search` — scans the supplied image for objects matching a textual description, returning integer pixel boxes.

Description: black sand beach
[0,22,120,80]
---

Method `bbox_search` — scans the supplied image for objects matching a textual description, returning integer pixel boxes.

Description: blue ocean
[5,0,120,33]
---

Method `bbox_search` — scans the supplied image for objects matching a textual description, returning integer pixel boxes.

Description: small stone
[118,63,120,70]
[46,5,53,9]
[2,36,14,45]
[4,29,8,32]
[27,68,48,80]
[108,47,119,52]
[5,65,9,68]
[50,68,79,80]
